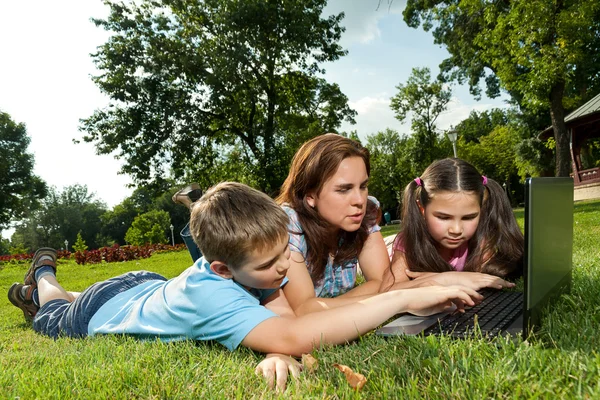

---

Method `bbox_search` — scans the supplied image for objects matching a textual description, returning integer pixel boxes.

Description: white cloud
[324,0,405,46]
[343,94,506,141]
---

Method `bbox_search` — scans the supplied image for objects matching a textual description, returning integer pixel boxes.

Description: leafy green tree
[73,231,89,253]
[11,185,107,252]
[390,67,451,171]
[403,0,600,176]
[0,111,47,230]
[454,109,509,144]
[365,129,410,217]
[0,238,10,256]
[80,0,356,192]
[125,210,170,246]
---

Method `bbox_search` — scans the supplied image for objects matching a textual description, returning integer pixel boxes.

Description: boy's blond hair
[190,182,289,269]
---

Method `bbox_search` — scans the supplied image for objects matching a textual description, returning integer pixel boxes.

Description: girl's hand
[403,285,483,316]
[405,270,515,291]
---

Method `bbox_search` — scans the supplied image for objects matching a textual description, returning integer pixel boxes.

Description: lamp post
[169,224,175,246]
[447,130,458,158]
[64,239,69,251]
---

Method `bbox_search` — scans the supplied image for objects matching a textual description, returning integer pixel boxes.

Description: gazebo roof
[540,92,600,138]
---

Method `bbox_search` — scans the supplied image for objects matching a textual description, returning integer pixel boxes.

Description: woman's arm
[283,232,393,314]
[345,231,390,296]
[282,251,374,315]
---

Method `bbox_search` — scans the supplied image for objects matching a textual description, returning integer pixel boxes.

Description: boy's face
[231,236,291,290]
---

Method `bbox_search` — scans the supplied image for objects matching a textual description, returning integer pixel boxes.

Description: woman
[175,134,391,316]
[275,134,390,315]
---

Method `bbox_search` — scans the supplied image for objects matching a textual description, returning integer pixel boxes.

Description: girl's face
[306,156,369,233]
[421,190,481,254]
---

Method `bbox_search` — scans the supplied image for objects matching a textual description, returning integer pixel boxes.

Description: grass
[1,200,599,399]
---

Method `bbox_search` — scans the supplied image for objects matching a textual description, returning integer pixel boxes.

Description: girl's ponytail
[472,178,524,277]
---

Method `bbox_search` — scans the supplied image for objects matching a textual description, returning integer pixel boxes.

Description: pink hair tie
[414,177,422,186]
[482,175,488,185]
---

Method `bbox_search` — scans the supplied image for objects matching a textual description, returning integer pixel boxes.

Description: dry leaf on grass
[333,363,367,390]
[302,354,318,372]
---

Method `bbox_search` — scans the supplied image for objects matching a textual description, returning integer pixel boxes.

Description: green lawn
[1,200,599,399]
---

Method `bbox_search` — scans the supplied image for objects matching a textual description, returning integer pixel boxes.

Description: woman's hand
[405,270,515,291]
[255,353,303,392]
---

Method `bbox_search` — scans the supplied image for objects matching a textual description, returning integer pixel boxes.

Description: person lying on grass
[8,182,481,391]
[380,158,524,292]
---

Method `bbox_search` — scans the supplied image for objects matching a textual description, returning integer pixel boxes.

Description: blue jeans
[33,271,167,338]
[181,223,202,262]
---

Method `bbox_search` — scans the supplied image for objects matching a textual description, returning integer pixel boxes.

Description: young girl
[276,134,391,315]
[381,158,523,292]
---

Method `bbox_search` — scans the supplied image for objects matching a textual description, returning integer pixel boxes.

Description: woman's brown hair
[275,133,379,283]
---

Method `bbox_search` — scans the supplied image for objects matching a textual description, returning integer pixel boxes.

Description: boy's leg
[68,291,81,301]
[8,248,59,322]
[33,271,167,338]
[37,274,71,307]
[181,222,202,262]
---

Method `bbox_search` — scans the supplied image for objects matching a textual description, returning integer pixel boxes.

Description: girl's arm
[244,285,482,357]
[379,250,417,292]
[381,249,514,291]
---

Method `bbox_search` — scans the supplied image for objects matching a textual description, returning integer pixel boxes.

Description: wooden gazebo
[540,93,600,187]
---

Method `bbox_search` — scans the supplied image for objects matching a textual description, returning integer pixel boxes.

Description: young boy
[8,182,481,390]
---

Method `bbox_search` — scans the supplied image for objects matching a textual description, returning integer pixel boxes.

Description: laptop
[376,177,574,339]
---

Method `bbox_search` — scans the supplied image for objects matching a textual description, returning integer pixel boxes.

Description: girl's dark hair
[276,133,379,283]
[399,158,523,277]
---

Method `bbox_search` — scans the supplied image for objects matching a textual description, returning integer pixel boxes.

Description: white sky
[0,0,506,238]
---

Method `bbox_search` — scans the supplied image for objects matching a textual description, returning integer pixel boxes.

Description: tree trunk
[548,81,571,177]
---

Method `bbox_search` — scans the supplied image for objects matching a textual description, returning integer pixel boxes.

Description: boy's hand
[403,285,482,316]
[255,353,302,392]
[406,270,515,291]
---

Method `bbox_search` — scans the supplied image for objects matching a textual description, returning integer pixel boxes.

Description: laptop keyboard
[424,289,523,338]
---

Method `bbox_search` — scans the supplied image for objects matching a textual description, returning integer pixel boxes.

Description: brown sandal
[172,183,203,209]
[24,247,57,286]
[8,283,38,322]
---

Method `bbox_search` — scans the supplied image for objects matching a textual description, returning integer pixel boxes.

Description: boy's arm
[255,354,302,392]
[252,288,300,392]
[243,285,481,357]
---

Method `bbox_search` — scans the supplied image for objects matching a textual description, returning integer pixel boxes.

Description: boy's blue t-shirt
[87,257,285,351]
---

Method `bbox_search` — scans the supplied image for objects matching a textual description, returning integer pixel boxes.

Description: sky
[0,0,506,238]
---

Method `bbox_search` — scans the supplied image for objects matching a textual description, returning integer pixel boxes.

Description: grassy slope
[1,200,599,399]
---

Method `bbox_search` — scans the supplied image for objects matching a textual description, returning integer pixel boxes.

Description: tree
[125,210,171,246]
[80,0,356,193]
[0,111,47,230]
[365,129,410,217]
[403,0,600,176]
[11,185,107,252]
[390,67,452,171]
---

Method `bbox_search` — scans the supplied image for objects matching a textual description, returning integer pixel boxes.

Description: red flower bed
[0,244,186,265]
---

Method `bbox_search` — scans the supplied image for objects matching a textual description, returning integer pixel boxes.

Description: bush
[125,210,170,246]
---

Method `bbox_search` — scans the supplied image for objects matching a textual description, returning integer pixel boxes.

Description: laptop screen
[525,177,574,328]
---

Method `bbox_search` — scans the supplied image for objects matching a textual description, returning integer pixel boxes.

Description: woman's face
[306,156,369,233]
